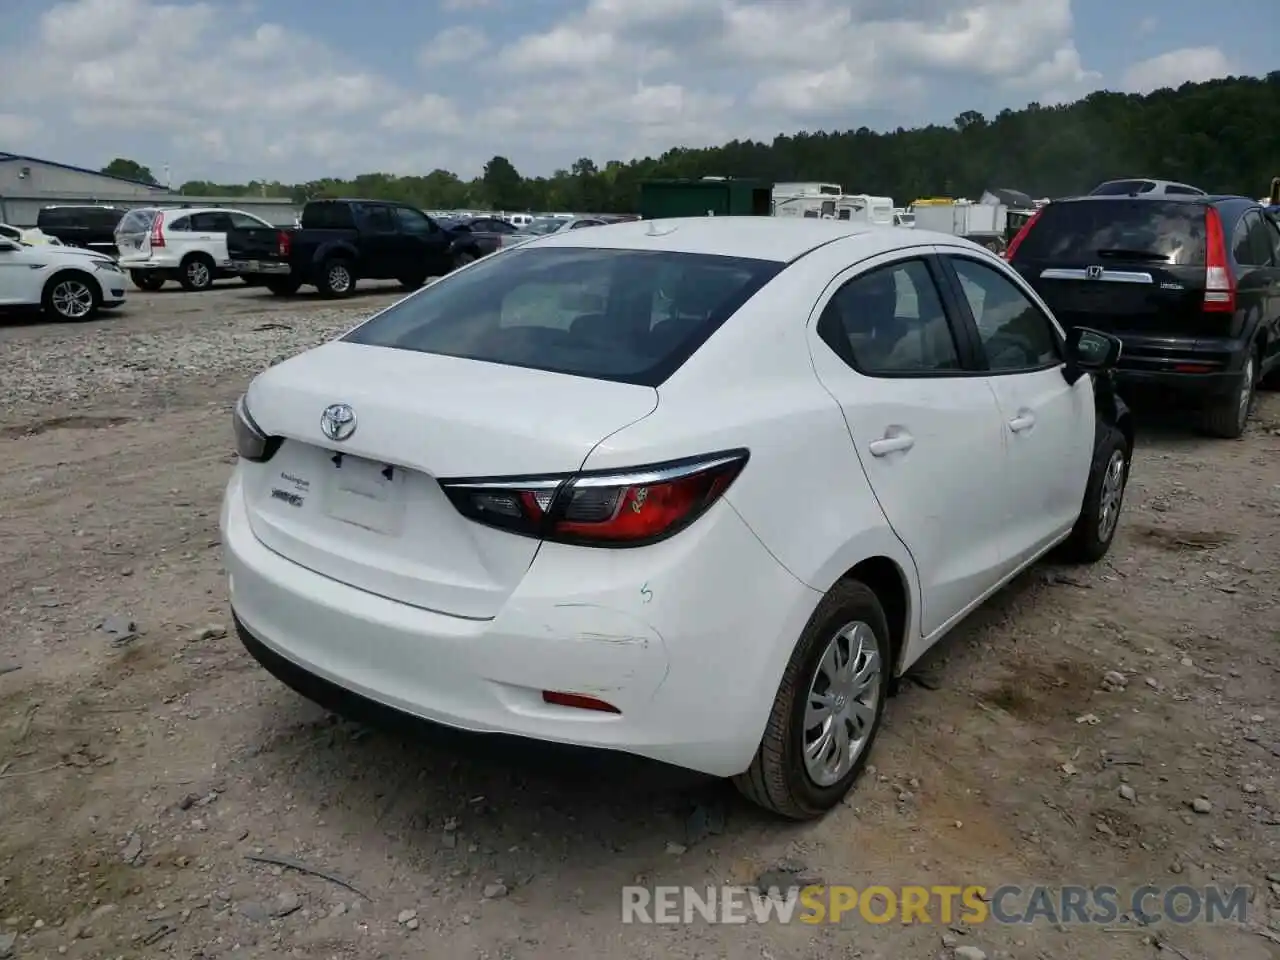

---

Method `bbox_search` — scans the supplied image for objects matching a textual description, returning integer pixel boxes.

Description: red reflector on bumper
[1172,364,1215,373]
[542,691,621,714]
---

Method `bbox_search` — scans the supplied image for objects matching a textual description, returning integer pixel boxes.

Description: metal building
[0,153,298,226]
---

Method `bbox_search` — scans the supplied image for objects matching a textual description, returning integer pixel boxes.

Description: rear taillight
[277,230,291,258]
[149,212,165,248]
[233,396,282,463]
[439,450,748,547]
[1203,208,1235,313]
[1002,207,1043,261]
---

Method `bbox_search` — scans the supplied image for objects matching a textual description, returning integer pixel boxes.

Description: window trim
[937,251,1067,376]
[813,253,987,380]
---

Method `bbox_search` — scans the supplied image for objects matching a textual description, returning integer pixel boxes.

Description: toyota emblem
[320,403,357,442]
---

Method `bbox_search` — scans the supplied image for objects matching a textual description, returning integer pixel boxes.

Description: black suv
[1007,194,1280,438]
[36,205,127,254]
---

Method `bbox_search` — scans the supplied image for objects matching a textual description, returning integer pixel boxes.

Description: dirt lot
[1,281,1278,960]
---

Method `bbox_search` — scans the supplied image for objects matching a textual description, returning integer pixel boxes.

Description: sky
[0,0,1269,186]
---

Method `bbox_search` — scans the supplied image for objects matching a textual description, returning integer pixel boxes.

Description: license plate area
[323,454,407,534]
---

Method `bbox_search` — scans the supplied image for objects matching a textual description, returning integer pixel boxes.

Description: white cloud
[0,0,1102,183]
[1121,47,1235,94]
[419,25,488,65]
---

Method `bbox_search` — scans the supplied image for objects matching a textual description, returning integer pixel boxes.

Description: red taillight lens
[1002,207,1043,261]
[149,212,165,248]
[277,230,291,258]
[1203,208,1235,313]
[440,450,748,547]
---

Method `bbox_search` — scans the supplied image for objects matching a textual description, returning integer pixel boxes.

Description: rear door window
[190,211,233,232]
[816,259,963,375]
[37,208,74,227]
[342,246,783,386]
[359,205,396,233]
[1013,200,1206,265]
[227,212,268,229]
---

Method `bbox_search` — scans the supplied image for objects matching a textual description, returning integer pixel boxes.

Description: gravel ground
[1,283,1279,960]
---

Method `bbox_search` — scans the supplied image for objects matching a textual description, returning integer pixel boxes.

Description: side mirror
[1063,326,1121,383]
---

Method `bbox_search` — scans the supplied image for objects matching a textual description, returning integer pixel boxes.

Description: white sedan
[0,235,127,321]
[221,217,1133,819]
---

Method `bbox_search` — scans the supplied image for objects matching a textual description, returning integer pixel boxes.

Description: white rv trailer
[774,192,895,225]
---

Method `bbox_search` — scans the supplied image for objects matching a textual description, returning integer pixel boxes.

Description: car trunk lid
[238,341,659,619]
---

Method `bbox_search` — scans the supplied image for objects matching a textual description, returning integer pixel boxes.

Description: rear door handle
[1008,413,1036,432]
[868,432,915,456]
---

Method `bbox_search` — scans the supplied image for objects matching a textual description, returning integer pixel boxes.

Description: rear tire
[452,250,477,272]
[130,270,165,291]
[317,258,356,298]
[1199,351,1255,439]
[1058,425,1129,563]
[398,273,426,291]
[733,580,890,820]
[42,271,101,322]
[265,278,301,296]
[178,254,215,292]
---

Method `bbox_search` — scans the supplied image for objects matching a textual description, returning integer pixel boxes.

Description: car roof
[527,216,956,262]
[1049,194,1257,208]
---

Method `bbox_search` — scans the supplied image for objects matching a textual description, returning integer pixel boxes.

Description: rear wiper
[1094,248,1170,261]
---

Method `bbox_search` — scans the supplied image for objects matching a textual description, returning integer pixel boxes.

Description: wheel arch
[43,266,103,299]
[833,555,913,677]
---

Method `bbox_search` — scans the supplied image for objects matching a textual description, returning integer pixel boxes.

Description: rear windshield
[343,246,783,386]
[116,209,158,234]
[1015,200,1206,265]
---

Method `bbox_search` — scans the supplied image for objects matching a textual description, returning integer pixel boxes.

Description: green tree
[482,155,524,210]
[101,158,157,183]
[152,71,1280,215]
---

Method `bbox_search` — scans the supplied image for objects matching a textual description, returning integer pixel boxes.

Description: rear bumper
[119,256,180,272]
[229,260,292,276]
[1112,333,1250,400]
[221,471,820,777]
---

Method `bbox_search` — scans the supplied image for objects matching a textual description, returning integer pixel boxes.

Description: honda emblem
[1086,265,1104,280]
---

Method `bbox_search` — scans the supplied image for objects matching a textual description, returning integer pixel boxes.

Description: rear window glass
[37,208,75,227]
[301,202,356,229]
[1014,200,1206,265]
[116,209,158,233]
[343,246,783,386]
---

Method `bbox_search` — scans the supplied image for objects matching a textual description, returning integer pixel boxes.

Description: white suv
[116,207,275,291]
[0,234,127,320]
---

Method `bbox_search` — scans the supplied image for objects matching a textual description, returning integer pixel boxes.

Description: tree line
[105,72,1280,213]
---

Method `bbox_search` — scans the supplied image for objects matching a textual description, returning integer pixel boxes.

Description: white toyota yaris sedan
[221,217,1132,820]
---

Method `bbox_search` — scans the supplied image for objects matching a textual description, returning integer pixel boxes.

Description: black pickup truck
[226,198,486,297]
